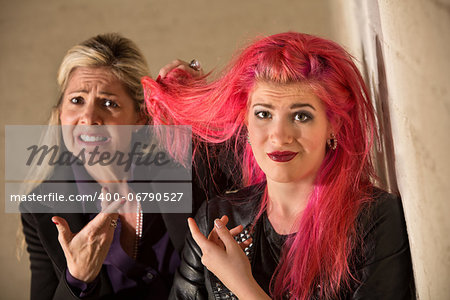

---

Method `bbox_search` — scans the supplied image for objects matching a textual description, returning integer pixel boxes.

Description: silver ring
[110,218,118,229]
[189,59,201,71]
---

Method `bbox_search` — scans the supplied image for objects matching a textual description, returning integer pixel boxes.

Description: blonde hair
[53,32,150,123]
[18,33,151,259]
[26,33,150,191]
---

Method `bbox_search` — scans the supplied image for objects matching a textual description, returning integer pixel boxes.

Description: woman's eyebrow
[67,89,88,94]
[252,103,273,108]
[290,103,316,111]
[66,90,117,97]
[251,103,316,111]
[98,91,117,97]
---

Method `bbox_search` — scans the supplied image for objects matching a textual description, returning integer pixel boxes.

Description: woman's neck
[265,178,313,234]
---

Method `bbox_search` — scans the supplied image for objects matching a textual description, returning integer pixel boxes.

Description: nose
[269,119,295,146]
[78,102,103,125]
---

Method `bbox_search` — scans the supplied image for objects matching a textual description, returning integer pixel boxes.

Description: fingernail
[52,219,59,225]
[214,219,223,229]
[156,75,161,82]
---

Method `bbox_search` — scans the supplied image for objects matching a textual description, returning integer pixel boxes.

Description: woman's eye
[294,112,312,122]
[104,99,119,108]
[70,97,83,104]
[255,111,271,119]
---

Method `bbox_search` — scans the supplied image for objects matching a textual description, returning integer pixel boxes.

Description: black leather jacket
[20,146,236,300]
[170,183,414,299]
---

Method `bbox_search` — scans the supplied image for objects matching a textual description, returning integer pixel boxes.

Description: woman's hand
[188,216,271,300]
[158,59,204,80]
[52,187,124,283]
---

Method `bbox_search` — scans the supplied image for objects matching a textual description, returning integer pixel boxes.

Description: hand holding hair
[188,216,271,300]
[158,59,204,80]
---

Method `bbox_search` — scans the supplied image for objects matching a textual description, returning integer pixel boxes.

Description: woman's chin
[266,173,299,184]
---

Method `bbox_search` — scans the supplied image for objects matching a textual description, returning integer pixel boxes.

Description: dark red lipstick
[267,151,298,162]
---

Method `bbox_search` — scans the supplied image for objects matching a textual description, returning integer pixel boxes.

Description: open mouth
[79,134,108,142]
[267,151,298,162]
[77,133,110,145]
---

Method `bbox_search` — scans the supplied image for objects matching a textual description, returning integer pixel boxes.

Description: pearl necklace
[133,201,143,261]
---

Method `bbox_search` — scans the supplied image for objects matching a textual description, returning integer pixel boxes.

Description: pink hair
[143,32,376,299]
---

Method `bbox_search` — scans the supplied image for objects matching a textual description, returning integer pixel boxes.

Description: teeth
[80,134,107,142]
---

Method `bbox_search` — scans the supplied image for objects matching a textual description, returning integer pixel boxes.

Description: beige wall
[329,1,450,299]
[0,1,333,299]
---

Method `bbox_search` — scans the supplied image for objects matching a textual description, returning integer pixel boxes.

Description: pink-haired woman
[143,32,414,299]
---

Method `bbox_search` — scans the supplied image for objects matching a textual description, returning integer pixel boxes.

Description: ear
[327,117,342,137]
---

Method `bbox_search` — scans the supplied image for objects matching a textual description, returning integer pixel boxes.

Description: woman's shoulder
[209,182,266,211]
[351,191,414,297]
[357,187,410,264]
[194,182,266,234]
[371,186,401,205]
[364,187,405,227]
